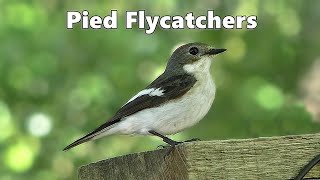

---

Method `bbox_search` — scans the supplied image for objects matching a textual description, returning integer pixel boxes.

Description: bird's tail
[63,120,119,151]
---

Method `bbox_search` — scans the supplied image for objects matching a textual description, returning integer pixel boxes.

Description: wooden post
[78,133,320,180]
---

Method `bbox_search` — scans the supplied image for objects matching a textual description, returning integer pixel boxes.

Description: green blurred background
[1,0,320,179]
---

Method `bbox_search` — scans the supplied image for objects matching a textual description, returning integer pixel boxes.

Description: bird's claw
[159,138,201,160]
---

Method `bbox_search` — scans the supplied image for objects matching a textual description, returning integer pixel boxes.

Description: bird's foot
[159,138,201,158]
[158,138,201,148]
[164,138,200,157]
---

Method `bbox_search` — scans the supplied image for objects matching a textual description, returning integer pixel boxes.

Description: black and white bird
[63,42,226,151]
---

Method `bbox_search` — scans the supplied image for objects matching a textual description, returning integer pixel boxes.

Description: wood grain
[78,133,320,180]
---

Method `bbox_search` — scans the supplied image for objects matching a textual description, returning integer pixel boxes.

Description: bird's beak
[202,48,227,56]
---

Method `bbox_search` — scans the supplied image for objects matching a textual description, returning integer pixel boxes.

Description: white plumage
[99,57,215,137]
[124,88,164,105]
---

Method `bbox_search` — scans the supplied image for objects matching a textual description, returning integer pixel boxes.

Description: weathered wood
[78,133,320,180]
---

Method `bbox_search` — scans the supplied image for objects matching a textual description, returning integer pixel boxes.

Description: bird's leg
[149,130,182,155]
[148,130,181,145]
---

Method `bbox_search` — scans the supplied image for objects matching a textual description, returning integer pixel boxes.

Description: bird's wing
[63,74,197,150]
[113,74,197,120]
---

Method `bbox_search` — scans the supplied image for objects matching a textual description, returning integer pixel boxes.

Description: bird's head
[165,42,226,74]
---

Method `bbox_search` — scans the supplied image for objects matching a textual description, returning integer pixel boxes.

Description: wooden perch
[78,133,320,180]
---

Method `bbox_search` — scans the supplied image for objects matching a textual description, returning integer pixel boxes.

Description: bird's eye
[189,47,199,55]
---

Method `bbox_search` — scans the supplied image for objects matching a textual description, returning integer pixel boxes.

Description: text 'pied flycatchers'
[63,42,226,151]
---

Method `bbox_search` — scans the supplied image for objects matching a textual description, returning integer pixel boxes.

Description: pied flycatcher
[63,42,226,151]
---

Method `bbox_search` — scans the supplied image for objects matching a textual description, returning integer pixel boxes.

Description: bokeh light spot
[4,143,35,172]
[27,113,52,137]
[5,3,47,30]
[235,0,259,19]
[223,36,246,63]
[255,84,284,110]
[0,101,14,142]
[6,3,35,30]
[264,0,286,16]
[263,2,301,37]
[52,155,74,179]
[277,8,301,36]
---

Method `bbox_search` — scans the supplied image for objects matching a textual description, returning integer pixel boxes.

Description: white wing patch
[149,88,165,96]
[123,88,164,106]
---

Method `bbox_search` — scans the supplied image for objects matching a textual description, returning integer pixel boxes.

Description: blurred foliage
[1,0,320,179]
